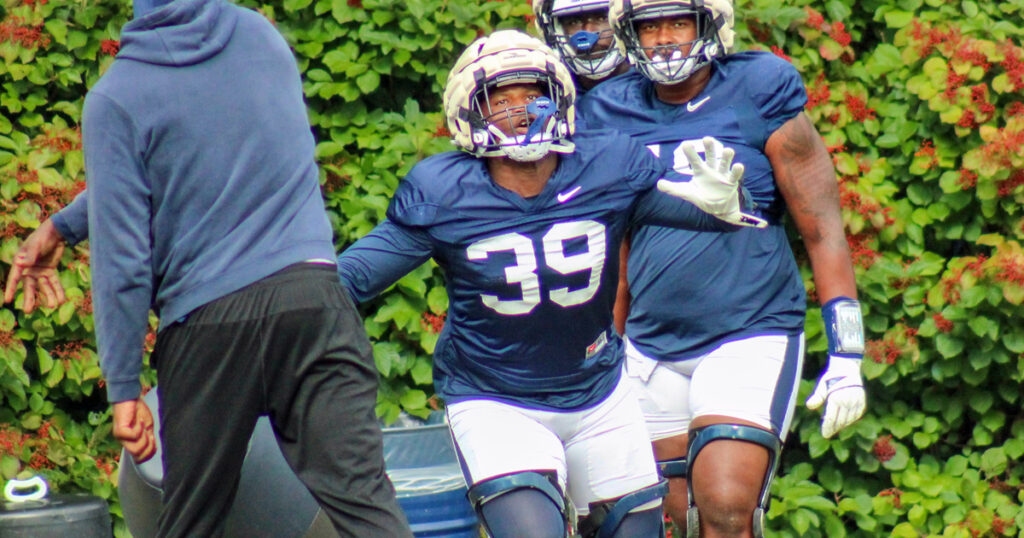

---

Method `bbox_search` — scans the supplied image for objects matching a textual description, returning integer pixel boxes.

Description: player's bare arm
[767,112,857,301]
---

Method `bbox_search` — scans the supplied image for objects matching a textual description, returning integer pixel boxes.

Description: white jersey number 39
[466,220,606,315]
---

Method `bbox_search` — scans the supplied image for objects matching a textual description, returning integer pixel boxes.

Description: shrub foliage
[0,0,1022,535]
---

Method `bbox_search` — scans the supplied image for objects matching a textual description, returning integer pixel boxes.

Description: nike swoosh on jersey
[686,96,711,112]
[557,186,582,203]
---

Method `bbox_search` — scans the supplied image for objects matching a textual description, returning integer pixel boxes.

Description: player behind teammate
[577,1,866,536]
[532,0,629,91]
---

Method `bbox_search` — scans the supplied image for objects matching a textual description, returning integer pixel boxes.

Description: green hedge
[1,0,1022,535]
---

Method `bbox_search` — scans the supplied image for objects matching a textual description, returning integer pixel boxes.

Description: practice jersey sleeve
[336,179,437,303]
[336,219,434,304]
[751,56,808,134]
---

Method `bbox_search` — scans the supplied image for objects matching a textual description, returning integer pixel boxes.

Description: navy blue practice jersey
[577,51,809,361]
[337,130,732,410]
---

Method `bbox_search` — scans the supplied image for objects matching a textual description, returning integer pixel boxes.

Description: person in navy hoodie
[4,0,412,536]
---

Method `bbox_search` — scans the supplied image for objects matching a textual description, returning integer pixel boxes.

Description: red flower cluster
[0,16,50,48]
[866,338,900,364]
[14,164,39,184]
[804,7,824,30]
[846,232,880,268]
[980,126,1024,168]
[958,109,977,129]
[915,139,938,169]
[844,93,876,122]
[957,168,978,189]
[873,435,896,462]
[79,290,93,315]
[52,340,87,361]
[1008,102,1024,117]
[805,73,830,110]
[932,313,954,333]
[953,41,991,71]
[1000,41,1024,92]
[770,46,791,63]
[828,21,851,47]
[100,39,119,57]
[996,169,1024,197]
[433,123,451,138]
[420,312,446,334]
[877,487,903,507]
[945,70,968,101]
[909,21,948,57]
[995,256,1024,286]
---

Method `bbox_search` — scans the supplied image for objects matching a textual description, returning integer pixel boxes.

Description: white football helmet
[444,29,577,162]
[532,0,626,80]
[609,0,734,84]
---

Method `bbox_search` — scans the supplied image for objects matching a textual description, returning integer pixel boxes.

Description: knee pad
[684,424,781,538]
[467,471,567,538]
[578,478,668,538]
[657,457,688,479]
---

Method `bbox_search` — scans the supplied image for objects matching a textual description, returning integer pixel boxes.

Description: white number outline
[466,220,606,315]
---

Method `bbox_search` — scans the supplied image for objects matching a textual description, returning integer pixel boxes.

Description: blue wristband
[822,296,864,358]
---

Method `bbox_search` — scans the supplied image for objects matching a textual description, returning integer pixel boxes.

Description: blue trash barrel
[382,414,479,538]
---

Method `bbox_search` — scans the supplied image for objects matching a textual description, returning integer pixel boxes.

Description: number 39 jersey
[337,130,729,411]
[577,51,810,361]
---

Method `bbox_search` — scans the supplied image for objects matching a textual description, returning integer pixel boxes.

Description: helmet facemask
[534,0,625,80]
[614,0,730,84]
[466,70,573,162]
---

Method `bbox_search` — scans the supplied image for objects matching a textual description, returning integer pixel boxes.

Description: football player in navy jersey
[532,0,630,92]
[576,1,867,536]
[336,29,764,538]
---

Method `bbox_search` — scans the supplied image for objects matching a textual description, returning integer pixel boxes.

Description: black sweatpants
[150,263,411,537]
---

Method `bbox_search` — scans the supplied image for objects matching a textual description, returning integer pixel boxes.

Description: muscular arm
[768,113,857,303]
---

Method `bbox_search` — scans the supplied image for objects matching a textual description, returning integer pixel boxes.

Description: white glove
[806,355,866,438]
[656,136,768,228]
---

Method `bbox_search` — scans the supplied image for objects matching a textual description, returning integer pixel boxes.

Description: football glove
[657,136,768,228]
[806,297,867,438]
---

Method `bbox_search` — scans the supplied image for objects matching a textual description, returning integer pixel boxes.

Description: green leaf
[980,447,1007,476]
[44,360,64,388]
[399,389,427,410]
[883,10,915,28]
[37,346,53,374]
[1,454,19,479]
[283,0,314,10]
[935,333,964,358]
[410,358,432,386]
[427,286,448,314]
[969,391,994,414]
[356,71,380,94]
[876,134,900,148]
[818,465,843,492]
